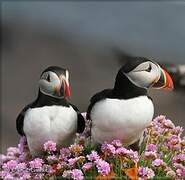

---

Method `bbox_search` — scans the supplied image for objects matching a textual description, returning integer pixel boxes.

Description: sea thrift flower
[7,147,20,157]
[176,167,185,177]
[62,169,84,180]
[4,174,14,180]
[111,139,122,147]
[114,147,129,156]
[172,126,184,136]
[2,160,18,171]
[17,162,27,171]
[145,144,157,152]
[87,151,100,161]
[163,119,175,129]
[59,147,71,161]
[95,158,110,176]
[82,162,93,172]
[62,170,71,178]
[21,172,31,179]
[68,157,80,166]
[101,143,116,155]
[172,153,185,163]
[152,159,164,167]
[29,158,43,169]
[127,149,139,162]
[44,140,56,152]
[144,151,157,160]
[71,169,84,180]
[0,154,8,165]
[47,155,58,163]
[138,167,155,179]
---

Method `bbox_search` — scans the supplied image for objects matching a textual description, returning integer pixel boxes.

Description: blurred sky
[1,1,185,153]
[2,1,185,63]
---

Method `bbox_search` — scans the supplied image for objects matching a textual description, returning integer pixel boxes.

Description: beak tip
[163,69,174,91]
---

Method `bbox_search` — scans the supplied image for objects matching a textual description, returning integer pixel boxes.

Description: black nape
[113,70,147,99]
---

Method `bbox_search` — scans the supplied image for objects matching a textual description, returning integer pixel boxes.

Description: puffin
[16,66,85,156]
[87,56,174,149]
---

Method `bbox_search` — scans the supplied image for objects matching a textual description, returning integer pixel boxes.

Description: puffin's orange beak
[162,69,174,90]
[64,80,71,98]
[54,76,71,98]
[153,67,174,91]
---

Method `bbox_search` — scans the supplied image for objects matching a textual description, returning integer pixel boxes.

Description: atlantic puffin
[16,66,85,156]
[87,57,174,149]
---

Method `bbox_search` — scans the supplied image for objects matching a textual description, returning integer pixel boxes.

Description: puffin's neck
[113,71,147,99]
[35,90,69,107]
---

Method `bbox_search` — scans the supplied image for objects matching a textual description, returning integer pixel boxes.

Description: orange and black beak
[64,80,71,98]
[153,66,174,90]
[54,76,71,98]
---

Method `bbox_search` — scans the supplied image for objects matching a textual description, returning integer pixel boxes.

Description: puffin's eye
[145,64,152,72]
[46,74,50,82]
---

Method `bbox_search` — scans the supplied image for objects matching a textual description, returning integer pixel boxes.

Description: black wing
[69,103,85,133]
[16,102,36,136]
[86,89,112,120]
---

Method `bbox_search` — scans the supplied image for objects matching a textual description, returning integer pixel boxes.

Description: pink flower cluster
[0,115,184,179]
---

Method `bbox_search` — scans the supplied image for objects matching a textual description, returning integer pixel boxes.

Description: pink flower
[17,162,27,170]
[71,169,84,180]
[68,157,80,166]
[163,119,175,129]
[167,135,181,150]
[21,172,31,179]
[172,153,185,163]
[2,160,18,170]
[63,169,84,180]
[0,171,9,179]
[127,149,139,162]
[47,155,58,163]
[153,115,166,124]
[7,147,20,157]
[145,144,157,152]
[62,170,71,178]
[82,162,93,172]
[59,147,71,161]
[144,151,157,160]
[29,158,43,169]
[4,174,14,180]
[0,154,8,165]
[168,135,180,145]
[101,143,116,155]
[87,151,100,161]
[43,140,56,152]
[176,166,185,177]
[115,147,129,156]
[138,166,155,179]
[171,126,184,136]
[95,159,110,176]
[152,159,164,167]
[111,139,123,147]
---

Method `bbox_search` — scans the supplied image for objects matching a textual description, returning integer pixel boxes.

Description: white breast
[23,105,77,156]
[91,96,154,145]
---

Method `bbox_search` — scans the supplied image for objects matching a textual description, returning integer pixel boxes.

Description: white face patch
[126,61,161,88]
[39,71,61,96]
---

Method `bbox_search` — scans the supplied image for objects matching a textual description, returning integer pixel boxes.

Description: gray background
[1,1,185,153]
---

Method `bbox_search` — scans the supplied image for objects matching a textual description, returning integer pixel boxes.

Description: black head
[114,56,174,98]
[39,66,70,99]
